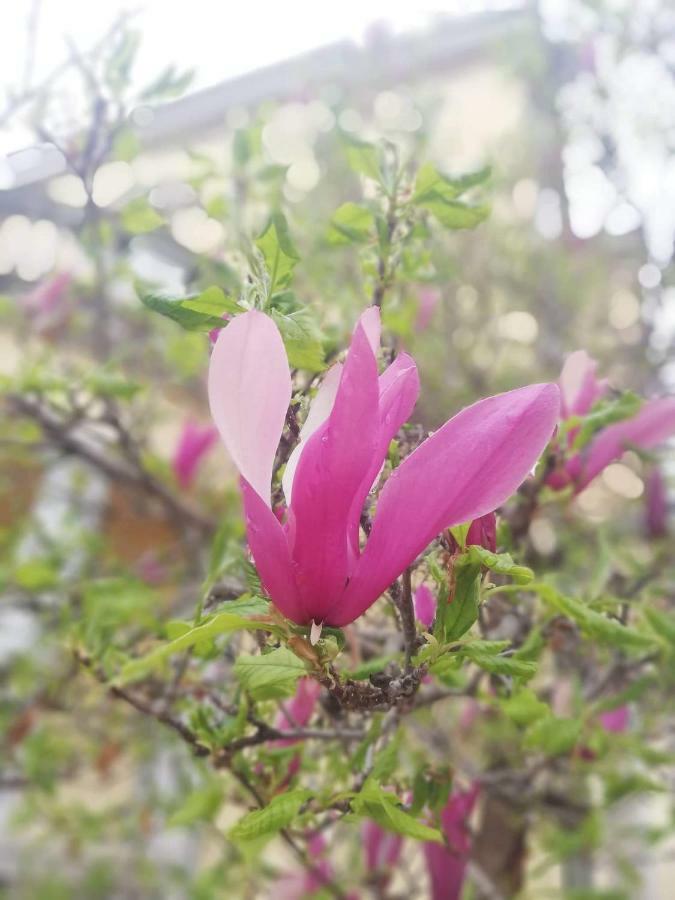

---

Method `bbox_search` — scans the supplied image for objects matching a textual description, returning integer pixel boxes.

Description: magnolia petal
[240,478,302,621]
[347,352,420,555]
[577,397,675,489]
[413,583,436,628]
[290,316,380,623]
[208,310,291,506]
[333,383,559,625]
[282,364,343,506]
[559,350,607,419]
[359,306,381,356]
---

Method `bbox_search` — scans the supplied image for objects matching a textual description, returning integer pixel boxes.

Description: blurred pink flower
[274,677,321,747]
[416,286,440,332]
[645,467,668,538]
[22,272,72,333]
[598,705,629,734]
[414,584,436,628]
[277,833,333,900]
[172,419,217,489]
[208,308,559,626]
[362,819,404,890]
[424,784,480,900]
[549,350,675,492]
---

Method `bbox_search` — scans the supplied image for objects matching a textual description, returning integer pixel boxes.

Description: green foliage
[255,212,300,296]
[233,647,309,700]
[413,162,491,229]
[326,203,375,245]
[350,780,443,842]
[228,789,312,842]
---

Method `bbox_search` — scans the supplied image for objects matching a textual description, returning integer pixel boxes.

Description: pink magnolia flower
[645,467,668,538]
[550,350,675,492]
[274,677,321,746]
[277,833,333,900]
[598,705,630,734]
[171,419,218,489]
[414,584,436,628]
[424,784,479,900]
[22,272,72,332]
[362,819,404,890]
[208,308,559,627]
[416,286,441,332]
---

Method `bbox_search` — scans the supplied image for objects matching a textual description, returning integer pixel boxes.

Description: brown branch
[7,393,214,536]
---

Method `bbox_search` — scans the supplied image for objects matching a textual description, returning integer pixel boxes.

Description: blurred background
[1,1,674,897]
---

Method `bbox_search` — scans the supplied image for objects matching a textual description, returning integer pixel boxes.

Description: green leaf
[255,212,300,295]
[570,391,642,452]
[535,585,657,653]
[270,309,325,371]
[181,286,243,317]
[167,784,224,827]
[121,198,164,234]
[643,607,675,646]
[326,202,375,245]
[229,789,312,842]
[422,199,489,230]
[140,291,226,331]
[439,562,480,642]
[460,645,537,680]
[234,647,309,700]
[502,689,550,726]
[413,162,491,203]
[465,545,533,584]
[343,135,381,181]
[350,781,442,842]
[524,716,582,756]
[118,613,280,684]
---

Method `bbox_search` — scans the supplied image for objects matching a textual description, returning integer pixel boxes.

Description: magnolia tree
[2,14,675,900]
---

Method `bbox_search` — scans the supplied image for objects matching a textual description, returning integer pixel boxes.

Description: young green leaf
[228,789,312,842]
[350,781,442,842]
[326,203,375,245]
[255,212,300,296]
[234,647,309,700]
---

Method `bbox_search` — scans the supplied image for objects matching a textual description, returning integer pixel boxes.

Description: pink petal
[282,363,343,505]
[334,383,559,625]
[415,286,440,332]
[208,311,291,506]
[363,819,404,875]
[240,478,302,621]
[359,306,382,355]
[347,352,420,556]
[559,350,607,419]
[598,705,630,734]
[414,584,436,628]
[424,784,479,900]
[577,397,675,489]
[274,677,321,746]
[289,315,380,623]
[172,420,218,489]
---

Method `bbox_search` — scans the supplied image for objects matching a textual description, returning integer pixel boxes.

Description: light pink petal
[577,397,675,489]
[282,364,343,505]
[208,311,291,506]
[274,677,321,746]
[289,316,380,623]
[359,306,382,356]
[560,350,607,419]
[334,383,560,625]
[347,352,420,555]
[415,286,440,332]
[414,584,436,628]
[172,420,218,489]
[363,819,404,876]
[240,478,302,621]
